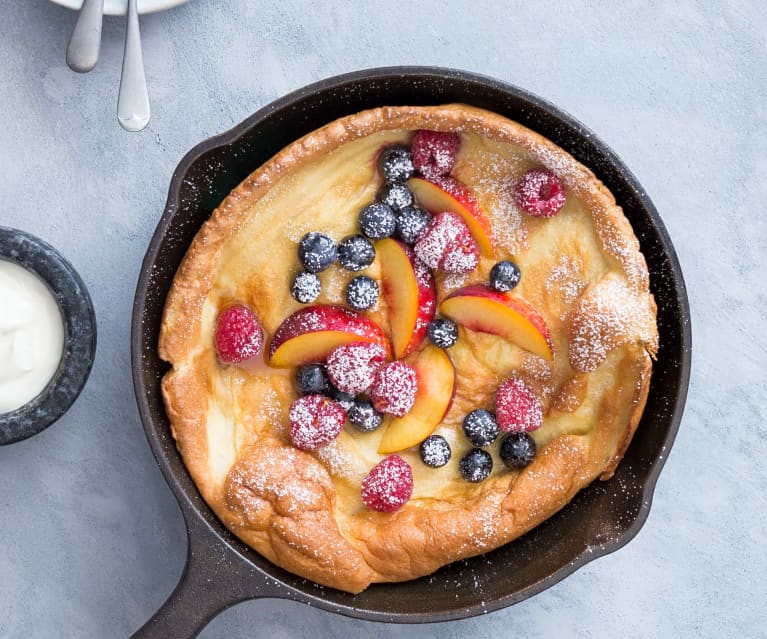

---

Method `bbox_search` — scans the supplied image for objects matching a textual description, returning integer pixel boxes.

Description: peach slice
[377,345,456,454]
[268,305,390,368]
[378,238,436,359]
[409,176,495,258]
[439,285,553,361]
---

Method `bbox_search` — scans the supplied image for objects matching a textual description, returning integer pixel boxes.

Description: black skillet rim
[131,66,691,623]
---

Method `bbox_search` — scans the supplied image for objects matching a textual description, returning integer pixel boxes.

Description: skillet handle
[131,513,279,639]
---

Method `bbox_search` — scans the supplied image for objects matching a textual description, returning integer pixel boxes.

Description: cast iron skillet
[131,67,691,638]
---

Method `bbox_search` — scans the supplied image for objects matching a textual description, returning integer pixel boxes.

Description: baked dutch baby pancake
[159,104,659,594]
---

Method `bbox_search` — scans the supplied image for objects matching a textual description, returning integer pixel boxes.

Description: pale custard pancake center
[160,105,658,593]
[202,130,635,509]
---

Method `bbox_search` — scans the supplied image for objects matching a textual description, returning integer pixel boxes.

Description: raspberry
[288,394,345,450]
[370,361,418,417]
[214,305,265,364]
[411,130,459,179]
[326,341,387,395]
[414,212,479,274]
[361,455,413,512]
[514,168,566,218]
[495,377,543,433]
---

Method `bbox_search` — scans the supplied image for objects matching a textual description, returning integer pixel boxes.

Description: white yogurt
[0,261,65,413]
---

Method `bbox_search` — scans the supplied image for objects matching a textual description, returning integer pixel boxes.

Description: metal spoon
[66,0,104,73]
[117,0,150,132]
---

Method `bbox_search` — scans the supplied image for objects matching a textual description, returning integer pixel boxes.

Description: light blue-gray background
[1,2,765,637]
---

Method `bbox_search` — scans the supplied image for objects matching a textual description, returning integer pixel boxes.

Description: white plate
[50,0,190,16]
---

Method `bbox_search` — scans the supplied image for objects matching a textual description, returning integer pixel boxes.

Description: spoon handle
[117,0,151,132]
[66,0,104,73]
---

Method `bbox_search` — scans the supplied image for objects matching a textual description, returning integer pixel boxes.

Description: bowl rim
[131,65,692,624]
[0,226,97,445]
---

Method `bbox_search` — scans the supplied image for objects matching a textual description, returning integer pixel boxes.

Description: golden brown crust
[158,104,659,593]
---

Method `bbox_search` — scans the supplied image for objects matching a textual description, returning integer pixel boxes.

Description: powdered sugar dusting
[569,275,657,372]
[514,168,566,217]
[414,212,479,273]
[471,153,529,254]
[370,361,418,417]
[284,217,312,244]
[227,445,329,518]
[326,342,386,395]
[288,395,345,450]
[314,439,355,480]
[360,455,413,512]
[257,387,284,436]
[443,272,468,291]
[545,254,586,319]
[594,213,646,288]
[495,377,543,433]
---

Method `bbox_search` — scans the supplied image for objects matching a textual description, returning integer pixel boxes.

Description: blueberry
[348,400,384,432]
[327,384,355,412]
[462,409,499,447]
[499,432,537,469]
[337,235,375,271]
[428,318,459,348]
[295,364,329,395]
[378,183,414,212]
[459,448,493,483]
[419,435,451,468]
[345,276,379,311]
[378,145,416,183]
[489,260,521,292]
[291,271,321,303]
[359,202,397,239]
[396,206,432,244]
[298,232,336,273]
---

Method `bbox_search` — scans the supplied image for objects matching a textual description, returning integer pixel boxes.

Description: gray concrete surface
[1,1,765,637]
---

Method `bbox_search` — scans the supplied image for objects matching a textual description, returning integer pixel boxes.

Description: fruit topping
[440,285,553,360]
[361,455,413,512]
[269,305,390,367]
[370,361,418,417]
[459,448,493,483]
[514,168,566,218]
[291,271,321,304]
[359,202,397,239]
[377,346,455,454]
[419,434,451,468]
[409,176,494,258]
[414,211,479,274]
[295,363,330,395]
[427,317,458,349]
[489,260,521,292]
[378,183,414,212]
[298,232,337,273]
[325,341,387,395]
[327,384,355,412]
[337,235,376,271]
[288,394,345,450]
[345,275,379,311]
[214,305,265,364]
[411,130,459,179]
[396,205,432,245]
[378,145,416,183]
[462,409,499,447]
[378,238,436,358]
[348,400,384,432]
[495,377,543,433]
[499,432,537,469]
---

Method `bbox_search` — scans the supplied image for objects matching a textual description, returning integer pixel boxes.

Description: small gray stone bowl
[0,227,96,445]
